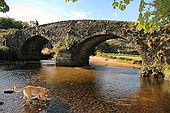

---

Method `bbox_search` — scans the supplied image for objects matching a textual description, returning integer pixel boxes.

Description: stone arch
[60,34,129,66]
[20,35,52,60]
[78,34,128,65]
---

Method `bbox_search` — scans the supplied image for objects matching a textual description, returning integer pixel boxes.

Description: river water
[0,60,170,113]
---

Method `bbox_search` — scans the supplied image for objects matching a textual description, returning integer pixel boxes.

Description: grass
[97,52,142,65]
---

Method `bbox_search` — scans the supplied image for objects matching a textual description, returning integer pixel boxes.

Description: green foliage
[0,1,9,13]
[113,0,170,33]
[112,0,128,11]
[0,46,17,60]
[43,33,78,60]
[96,42,118,53]
[142,64,165,78]
[65,0,78,2]
[98,40,139,55]
[145,36,170,65]
[0,45,8,52]
[97,52,142,65]
[61,33,78,50]
[112,0,132,10]
[66,0,170,33]
[0,17,29,29]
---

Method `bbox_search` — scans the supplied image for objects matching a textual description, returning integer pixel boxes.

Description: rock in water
[4,90,14,94]
[0,102,4,105]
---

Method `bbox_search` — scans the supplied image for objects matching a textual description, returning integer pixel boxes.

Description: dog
[13,85,49,106]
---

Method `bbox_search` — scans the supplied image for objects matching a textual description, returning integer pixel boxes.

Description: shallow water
[0,61,170,113]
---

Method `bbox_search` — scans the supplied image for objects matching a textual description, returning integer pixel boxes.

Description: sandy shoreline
[89,56,141,69]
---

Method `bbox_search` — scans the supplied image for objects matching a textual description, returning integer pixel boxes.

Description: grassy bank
[97,52,142,65]
[97,52,170,80]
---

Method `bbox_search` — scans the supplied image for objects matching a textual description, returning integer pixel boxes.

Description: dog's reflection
[24,98,50,113]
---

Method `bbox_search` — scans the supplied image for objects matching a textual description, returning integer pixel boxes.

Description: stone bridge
[6,20,170,66]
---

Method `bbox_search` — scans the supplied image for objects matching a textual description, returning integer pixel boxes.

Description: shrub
[141,64,165,78]
[0,46,17,60]
[0,17,29,29]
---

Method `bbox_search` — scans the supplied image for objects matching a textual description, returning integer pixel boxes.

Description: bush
[0,17,29,29]
[0,46,8,51]
[141,64,165,78]
[96,42,118,53]
[0,46,17,60]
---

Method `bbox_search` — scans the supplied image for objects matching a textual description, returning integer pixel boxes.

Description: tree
[0,17,29,29]
[0,0,9,12]
[66,0,170,33]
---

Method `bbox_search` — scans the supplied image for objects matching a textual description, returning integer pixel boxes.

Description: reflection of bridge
[6,20,169,66]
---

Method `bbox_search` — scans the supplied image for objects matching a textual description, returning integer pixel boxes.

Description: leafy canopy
[66,0,170,33]
[0,0,9,13]
[0,17,29,29]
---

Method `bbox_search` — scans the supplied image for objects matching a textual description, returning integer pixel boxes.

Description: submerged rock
[4,90,14,94]
[0,102,4,105]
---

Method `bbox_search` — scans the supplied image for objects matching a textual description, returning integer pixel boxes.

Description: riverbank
[90,56,170,81]
[89,56,142,69]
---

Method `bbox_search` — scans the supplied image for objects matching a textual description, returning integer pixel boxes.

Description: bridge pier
[56,49,89,66]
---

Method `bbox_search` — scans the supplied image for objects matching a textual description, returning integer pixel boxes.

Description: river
[0,60,170,113]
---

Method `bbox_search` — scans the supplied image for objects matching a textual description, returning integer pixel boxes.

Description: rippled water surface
[0,61,170,113]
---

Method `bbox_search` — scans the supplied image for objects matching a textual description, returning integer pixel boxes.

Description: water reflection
[0,63,170,112]
[0,63,41,70]
[140,77,170,92]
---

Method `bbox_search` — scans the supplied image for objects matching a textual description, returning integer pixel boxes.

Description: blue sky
[0,0,141,24]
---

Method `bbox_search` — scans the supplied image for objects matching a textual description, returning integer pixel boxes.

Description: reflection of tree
[141,77,170,93]
[129,77,170,113]
[140,77,164,90]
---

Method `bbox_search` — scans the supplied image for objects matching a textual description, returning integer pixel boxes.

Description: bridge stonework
[5,20,170,66]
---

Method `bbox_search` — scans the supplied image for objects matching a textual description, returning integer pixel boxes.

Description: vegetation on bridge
[0,17,34,60]
[41,33,78,60]
[0,17,33,39]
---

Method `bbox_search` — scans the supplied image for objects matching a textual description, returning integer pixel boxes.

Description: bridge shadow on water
[0,61,41,70]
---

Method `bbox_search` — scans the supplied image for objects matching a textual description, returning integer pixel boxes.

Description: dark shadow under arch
[21,35,52,60]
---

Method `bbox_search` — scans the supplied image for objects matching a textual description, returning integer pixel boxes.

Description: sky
[0,0,141,25]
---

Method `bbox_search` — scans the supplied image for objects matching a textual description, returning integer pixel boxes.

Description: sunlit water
[0,60,170,113]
